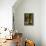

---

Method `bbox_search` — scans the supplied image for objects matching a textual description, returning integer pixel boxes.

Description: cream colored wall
[41,0,46,46]
[13,0,41,46]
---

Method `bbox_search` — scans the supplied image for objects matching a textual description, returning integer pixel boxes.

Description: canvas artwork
[24,13,34,25]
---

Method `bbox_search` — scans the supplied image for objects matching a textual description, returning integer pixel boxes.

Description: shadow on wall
[35,39,41,46]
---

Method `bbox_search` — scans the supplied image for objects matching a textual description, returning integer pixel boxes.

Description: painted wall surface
[41,0,46,46]
[13,0,41,46]
[0,0,16,30]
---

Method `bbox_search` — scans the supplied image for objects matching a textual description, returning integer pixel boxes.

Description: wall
[41,0,46,46]
[0,0,16,30]
[13,0,41,46]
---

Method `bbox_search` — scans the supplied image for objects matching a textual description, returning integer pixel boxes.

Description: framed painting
[24,13,34,25]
